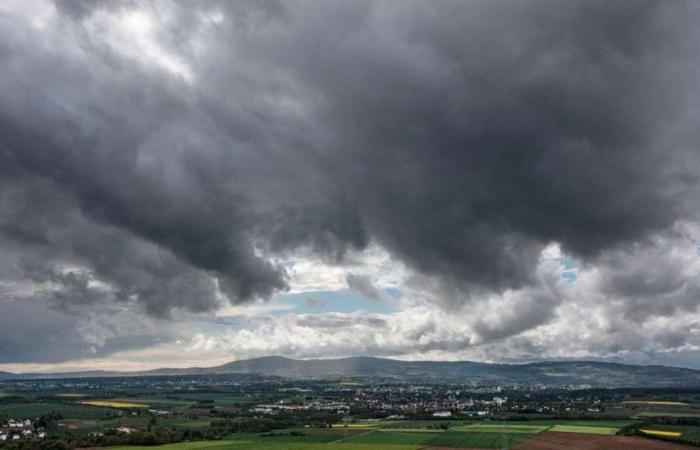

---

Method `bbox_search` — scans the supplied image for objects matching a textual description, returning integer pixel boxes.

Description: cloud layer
[1,0,700,367]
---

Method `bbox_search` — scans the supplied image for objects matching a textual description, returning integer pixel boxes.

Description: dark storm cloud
[0,0,699,325]
[298,0,700,296]
[595,231,700,321]
[0,298,174,363]
[0,176,224,317]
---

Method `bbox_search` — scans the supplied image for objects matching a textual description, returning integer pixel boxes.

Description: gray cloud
[0,298,178,364]
[560,226,700,324]
[305,296,329,308]
[0,0,700,363]
[345,274,384,301]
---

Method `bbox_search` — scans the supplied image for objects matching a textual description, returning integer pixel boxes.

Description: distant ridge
[2,356,700,388]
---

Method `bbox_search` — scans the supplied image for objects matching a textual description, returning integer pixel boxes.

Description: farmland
[3,375,700,449]
[80,400,150,409]
[90,418,672,450]
[0,402,115,419]
[547,425,619,435]
[111,443,422,450]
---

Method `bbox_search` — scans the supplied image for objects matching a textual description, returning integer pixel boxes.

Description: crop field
[617,399,700,419]
[81,400,149,408]
[514,432,696,450]
[332,422,548,448]
[424,430,531,448]
[110,442,423,450]
[341,430,435,445]
[378,420,465,429]
[640,429,683,437]
[160,419,213,429]
[641,425,700,441]
[0,402,115,419]
[623,401,689,406]
[330,422,384,429]
[548,424,619,435]
[451,424,549,433]
[109,397,197,408]
[520,419,637,428]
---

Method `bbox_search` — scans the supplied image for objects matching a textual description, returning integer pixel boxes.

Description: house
[492,397,507,406]
[432,411,452,418]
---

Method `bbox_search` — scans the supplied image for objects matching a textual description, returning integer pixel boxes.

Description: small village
[0,418,47,442]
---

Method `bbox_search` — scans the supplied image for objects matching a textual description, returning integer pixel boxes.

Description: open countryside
[3,367,700,449]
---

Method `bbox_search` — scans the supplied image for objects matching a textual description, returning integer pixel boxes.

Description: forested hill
[2,356,700,387]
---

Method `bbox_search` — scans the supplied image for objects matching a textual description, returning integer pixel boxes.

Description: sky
[1,0,700,373]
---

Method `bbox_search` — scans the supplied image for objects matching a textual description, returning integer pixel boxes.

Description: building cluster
[252,400,350,415]
[0,418,47,441]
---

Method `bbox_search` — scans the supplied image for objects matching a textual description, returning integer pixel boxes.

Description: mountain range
[2,356,700,388]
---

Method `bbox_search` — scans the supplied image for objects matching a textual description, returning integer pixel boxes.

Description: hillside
[3,356,700,387]
[202,356,700,387]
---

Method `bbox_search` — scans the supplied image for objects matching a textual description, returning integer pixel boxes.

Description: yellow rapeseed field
[80,400,148,408]
[623,400,688,406]
[640,429,682,437]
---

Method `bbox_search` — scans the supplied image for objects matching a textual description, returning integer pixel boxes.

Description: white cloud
[284,242,408,293]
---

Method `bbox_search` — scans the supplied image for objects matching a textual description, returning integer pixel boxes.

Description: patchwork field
[615,399,700,418]
[4,381,698,450]
[101,418,648,450]
[513,431,696,449]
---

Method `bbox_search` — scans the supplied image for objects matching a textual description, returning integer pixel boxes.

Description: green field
[110,442,422,450]
[549,424,619,435]
[638,411,700,418]
[425,431,529,448]
[512,419,637,428]
[0,402,116,419]
[112,397,196,407]
[160,419,214,429]
[341,430,435,445]
[334,422,548,449]
[451,423,549,433]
